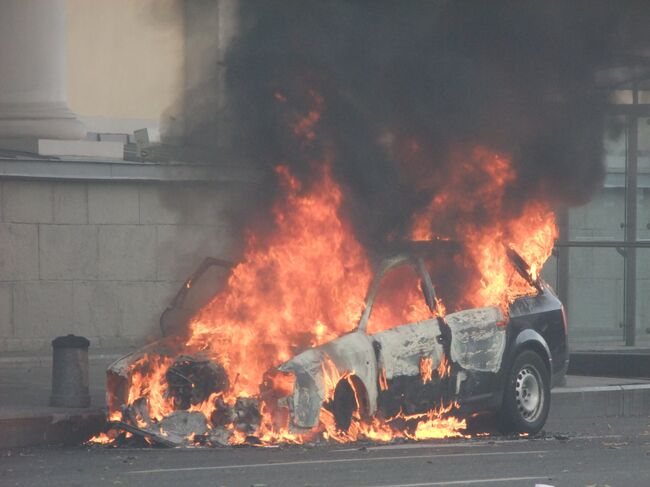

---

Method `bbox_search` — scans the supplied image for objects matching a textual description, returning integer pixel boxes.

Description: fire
[87,432,113,445]
[410,147,557,313]
[101,137,556,446]
[319,356,467,443]
[186,163,371,398]
[126,354,175,422]
[420,356,433,383]
[319,404,467,443]
[437,354,451,379]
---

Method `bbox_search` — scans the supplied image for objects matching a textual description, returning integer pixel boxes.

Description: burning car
[262,241,567,437]
[103,239,567,446]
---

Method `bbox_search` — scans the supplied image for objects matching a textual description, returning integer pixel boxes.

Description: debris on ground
[234,398,261,433]
[160,411,209,442]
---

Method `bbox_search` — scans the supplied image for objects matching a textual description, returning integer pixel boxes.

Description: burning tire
[498,350,550,435]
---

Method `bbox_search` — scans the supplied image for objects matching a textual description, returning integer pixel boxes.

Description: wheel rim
[515,365,543,423]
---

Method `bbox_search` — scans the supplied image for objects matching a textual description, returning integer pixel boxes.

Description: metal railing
[552,240,650,346]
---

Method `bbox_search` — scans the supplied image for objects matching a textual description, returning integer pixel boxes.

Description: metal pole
[624,87,639,346]
[556,208,569,311]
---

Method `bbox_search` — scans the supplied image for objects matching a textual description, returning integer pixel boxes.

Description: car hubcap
[515,366,543,422]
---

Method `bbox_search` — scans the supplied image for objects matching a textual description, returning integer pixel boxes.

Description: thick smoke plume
[187,0,649,248]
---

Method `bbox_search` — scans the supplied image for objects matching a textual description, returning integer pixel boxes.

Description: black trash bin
[50,334,91,408]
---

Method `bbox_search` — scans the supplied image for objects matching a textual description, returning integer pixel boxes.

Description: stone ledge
[0,138,123,159]
[0,154,266,184]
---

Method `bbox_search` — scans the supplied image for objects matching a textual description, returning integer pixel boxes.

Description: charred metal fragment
[106,421,180,448]
[165,356,229,410]
[121,397,151,429]
[160,411,209,442]
[234,397,261,433]
[196,427,233,447]
[210,396,237,427]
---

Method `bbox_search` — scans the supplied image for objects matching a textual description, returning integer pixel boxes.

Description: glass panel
[636,249,650,346]
[567,247,625,348]
[637,116,650,241]
[636,116,650,346]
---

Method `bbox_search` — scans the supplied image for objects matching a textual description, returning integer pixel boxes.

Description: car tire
[498,350,550,435]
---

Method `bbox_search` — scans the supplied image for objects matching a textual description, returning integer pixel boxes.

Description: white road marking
[335,439,520,452]
[127,450,548,475]
[357,476,548,486]
[578,434,623,440]
[334,433,625,452]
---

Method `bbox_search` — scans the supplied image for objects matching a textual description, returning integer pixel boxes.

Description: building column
[0,0,84,140]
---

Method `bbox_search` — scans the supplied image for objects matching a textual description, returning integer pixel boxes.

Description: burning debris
[165,356,229,410]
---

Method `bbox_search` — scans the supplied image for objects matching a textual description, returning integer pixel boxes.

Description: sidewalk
[0,348,129,449]
[551,375,650,419]
[1,350,649,449]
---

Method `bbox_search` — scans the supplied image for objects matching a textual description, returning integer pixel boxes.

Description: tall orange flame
[410,148,557,313]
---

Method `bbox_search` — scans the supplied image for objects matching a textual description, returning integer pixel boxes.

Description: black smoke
[186,0,650,248]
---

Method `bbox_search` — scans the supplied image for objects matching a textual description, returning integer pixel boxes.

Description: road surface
[1,417,649,487]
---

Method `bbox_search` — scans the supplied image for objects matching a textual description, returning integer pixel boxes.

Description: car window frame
[356,255,438,334]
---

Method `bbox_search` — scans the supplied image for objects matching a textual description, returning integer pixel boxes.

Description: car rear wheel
[332,375,370,432]
[332,378,357,431]
[498,350,550,435]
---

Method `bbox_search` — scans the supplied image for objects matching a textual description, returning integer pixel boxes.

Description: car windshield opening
[366,264,434,334]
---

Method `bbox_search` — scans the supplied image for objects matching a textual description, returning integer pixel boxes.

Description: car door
[445,306,507,374]
[364,258,447,415]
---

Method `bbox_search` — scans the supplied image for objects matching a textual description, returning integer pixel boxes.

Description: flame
[420,356,433,384]
[410,147,557,313]
[366,265,435,334]
[186,163,371,398]
[87,432,113,445]
[437,354,451,379]
[319,359,466,442]
[106,134,556,446]
[379,367,389,391]
[126,354,175,422]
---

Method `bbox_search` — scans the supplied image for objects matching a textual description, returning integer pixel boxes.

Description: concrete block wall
[0,179,250,352]
[2,175,644,352]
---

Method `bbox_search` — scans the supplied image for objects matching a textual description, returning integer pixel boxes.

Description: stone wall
[0,178,250,352]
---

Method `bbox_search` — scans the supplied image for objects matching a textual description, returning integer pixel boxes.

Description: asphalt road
[1,417,649,487]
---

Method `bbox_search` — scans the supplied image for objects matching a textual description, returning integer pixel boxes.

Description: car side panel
[278,331,378,428]
[508,286,568,379]
[371,319,444,379]
[455,287,567,414]
[446,306,506,373]
[371,319,447,415]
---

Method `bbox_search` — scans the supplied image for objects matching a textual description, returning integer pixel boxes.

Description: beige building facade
[0,0,252,352]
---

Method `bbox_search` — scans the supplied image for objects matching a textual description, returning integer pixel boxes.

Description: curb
[0,408,105,450]
[550,384,650,419]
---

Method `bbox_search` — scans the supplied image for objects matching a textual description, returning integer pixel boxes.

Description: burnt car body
[266,242,568,435]
[107,241,568,437]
